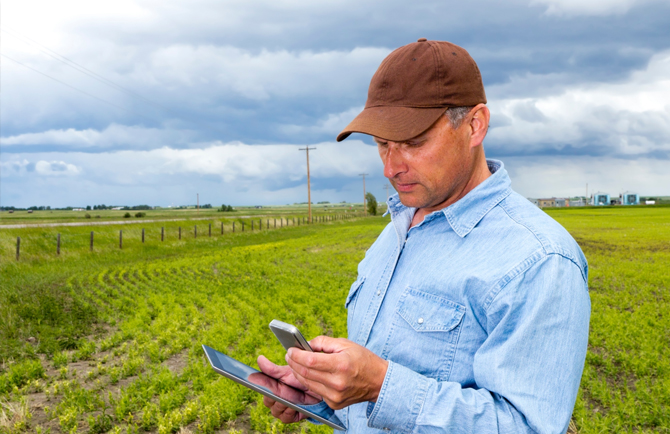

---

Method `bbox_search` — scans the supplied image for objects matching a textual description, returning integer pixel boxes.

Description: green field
[1,207,669,433]
[0,204,372,226]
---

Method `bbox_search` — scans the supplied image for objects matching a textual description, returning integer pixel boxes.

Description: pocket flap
[397,288,465,332]
[345,276,366,308]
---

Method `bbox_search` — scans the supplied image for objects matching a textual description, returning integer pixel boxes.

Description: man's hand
[257,355,319,424]
[286,336,389,410]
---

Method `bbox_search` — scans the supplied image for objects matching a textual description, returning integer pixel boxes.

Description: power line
[1,54,160,123]
[1,27,173,115]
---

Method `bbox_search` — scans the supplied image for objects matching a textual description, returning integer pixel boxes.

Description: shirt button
[377,291,381,296]
[418,318,424,324]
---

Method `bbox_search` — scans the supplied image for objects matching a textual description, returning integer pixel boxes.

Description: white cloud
[34,160,81,176]
[2,124,195,150]
[530,0,644,16]
[0,140,383,207]
[3,140,380,183]
[504,156,670,198]
[279,106,363,136]
[486,49,670,156]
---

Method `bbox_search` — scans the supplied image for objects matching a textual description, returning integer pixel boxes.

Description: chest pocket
[381,287,465,381]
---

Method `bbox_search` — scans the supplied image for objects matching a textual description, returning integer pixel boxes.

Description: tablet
[202,345,345,430]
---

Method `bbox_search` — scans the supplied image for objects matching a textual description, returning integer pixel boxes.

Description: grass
[0,206,669,433]
[0,204,373,226]
[545,206,670,433]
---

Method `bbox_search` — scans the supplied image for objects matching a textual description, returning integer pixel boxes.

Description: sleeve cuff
[367,361,430,433]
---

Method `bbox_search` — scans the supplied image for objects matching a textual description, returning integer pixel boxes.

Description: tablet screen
[202,345,344,430]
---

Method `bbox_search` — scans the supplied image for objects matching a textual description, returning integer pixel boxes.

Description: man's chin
[396,193,425,209]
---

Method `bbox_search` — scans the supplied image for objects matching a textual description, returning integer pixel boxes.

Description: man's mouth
[395,182,417,193]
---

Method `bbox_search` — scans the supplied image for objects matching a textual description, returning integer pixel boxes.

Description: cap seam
[429,42,442,104]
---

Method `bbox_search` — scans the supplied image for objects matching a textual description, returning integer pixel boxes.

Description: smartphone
[269,320,313,352]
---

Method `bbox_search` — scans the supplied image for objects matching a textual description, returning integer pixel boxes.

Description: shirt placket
[355,242,404,346]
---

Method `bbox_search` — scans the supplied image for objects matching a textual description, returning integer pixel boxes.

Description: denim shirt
[309,159,590,434]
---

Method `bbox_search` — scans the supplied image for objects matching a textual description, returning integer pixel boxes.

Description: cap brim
[336,106,446,142]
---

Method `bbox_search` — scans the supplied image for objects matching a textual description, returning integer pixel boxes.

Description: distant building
[569,198,587,207]
[528,198,540,207]
[592,193,610,206]
[622,192,639,205]
[112,207,123,210]
[555,198,569,207]
[538,198,556,208]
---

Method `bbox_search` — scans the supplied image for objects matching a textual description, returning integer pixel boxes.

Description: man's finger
[308,336,350,354]
[286,348,341,374]
[285,354,344,386]
[258,355,290,378]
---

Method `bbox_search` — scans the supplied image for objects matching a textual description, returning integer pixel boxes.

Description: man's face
[374,113,475,211]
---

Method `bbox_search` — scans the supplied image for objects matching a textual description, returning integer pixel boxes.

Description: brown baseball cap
[336,38,486,142]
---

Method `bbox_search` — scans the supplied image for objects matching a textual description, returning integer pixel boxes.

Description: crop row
[1,220,380,433]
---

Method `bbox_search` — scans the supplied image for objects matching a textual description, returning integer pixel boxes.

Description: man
[258,38,590,434]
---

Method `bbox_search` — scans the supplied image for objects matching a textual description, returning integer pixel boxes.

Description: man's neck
[409,158,491,228]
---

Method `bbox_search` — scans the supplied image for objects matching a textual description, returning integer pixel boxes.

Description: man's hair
[444,106,475,129]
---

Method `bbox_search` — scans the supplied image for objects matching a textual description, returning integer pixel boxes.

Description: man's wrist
[368,358,389,402]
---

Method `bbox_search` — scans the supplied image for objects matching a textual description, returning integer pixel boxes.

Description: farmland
[1,206,670,433]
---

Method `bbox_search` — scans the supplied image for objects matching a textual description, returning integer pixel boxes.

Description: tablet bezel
[202,344,344,430]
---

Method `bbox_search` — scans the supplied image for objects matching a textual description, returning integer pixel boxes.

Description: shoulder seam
[498,197,547,254]
[484,252,588,313]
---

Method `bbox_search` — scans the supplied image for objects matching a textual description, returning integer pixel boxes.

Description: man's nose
[383,143,407,179]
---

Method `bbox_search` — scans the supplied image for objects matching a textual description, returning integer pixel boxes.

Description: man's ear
[468,104,490,149]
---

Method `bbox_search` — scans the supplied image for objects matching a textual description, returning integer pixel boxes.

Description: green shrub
[134,212,146,218]
[124,212,131,218]
[0,359,45,394]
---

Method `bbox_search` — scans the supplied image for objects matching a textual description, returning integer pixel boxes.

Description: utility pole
[299,147,316,223]
[359,173,369,215]
[197,193,199,213]
[384,184,390,202]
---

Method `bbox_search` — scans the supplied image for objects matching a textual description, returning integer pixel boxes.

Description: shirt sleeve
[366,253,591,434]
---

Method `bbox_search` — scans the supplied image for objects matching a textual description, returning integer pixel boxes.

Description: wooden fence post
[233,222,235,233]
[194,225,197,238]
[179,227,182,239]
[57,233,61,255]
[274,218,276,228]
[209,223,212,237]
[267,219,269,229]
[142,228,145,243]
[119,230,123,249]
[16,237,20,261]
[161,227,164,241]
[259,219,262,230]
[221,222,224,234]
[281,218,283,228]
[252,220,254,231]
[293,217,295,225]
[90,231,94,251]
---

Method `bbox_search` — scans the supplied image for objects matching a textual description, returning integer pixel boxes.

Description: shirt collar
[387,159,512,239]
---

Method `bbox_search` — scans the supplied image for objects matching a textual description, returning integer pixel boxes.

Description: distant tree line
[218,204,235,212]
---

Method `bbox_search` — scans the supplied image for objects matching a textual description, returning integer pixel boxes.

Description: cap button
[417,38,427,42]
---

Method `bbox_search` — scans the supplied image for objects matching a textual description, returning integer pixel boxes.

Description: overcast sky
[2,0,670,208]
